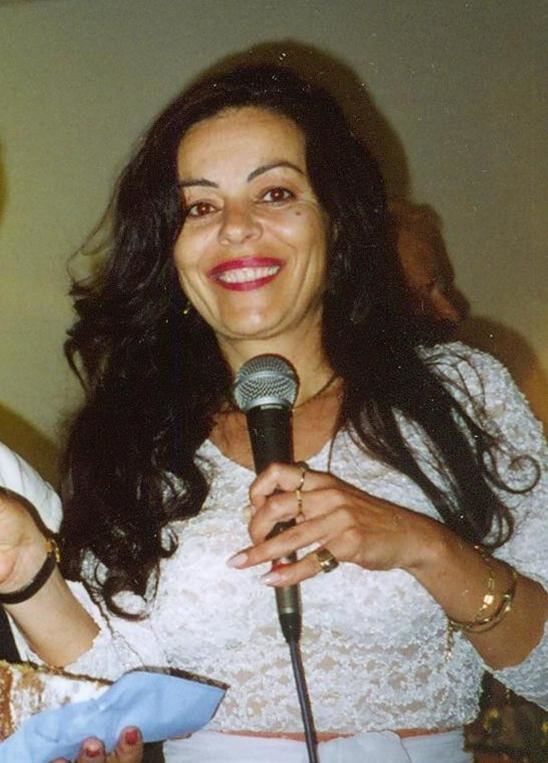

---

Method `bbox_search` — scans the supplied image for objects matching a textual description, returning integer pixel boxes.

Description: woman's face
[173,106,329,363]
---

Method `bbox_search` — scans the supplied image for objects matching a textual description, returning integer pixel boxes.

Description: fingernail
[124,728,140,745]
[261,571,282,585]
[83,742,102,758]
[227,552,247,568]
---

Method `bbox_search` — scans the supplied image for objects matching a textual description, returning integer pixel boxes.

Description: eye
[259,187,295,204]
[185,200,218,218]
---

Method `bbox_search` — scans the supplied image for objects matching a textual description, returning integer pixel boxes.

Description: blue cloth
[0,670,226,762]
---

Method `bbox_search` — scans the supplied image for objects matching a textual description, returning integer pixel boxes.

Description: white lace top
[15,344,548,734]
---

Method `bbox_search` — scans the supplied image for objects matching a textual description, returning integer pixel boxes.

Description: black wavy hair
[61,63,530,616]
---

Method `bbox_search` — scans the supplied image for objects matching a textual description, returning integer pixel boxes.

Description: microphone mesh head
[232,355,298,413]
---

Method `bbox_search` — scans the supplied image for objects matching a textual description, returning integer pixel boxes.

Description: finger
[261,546,342,586]
[76,738,106,761]
[110,727,144,762]
[249,485,354,544]
[247,490,305,543]
[228,513,332,570]
[249,463,329,506]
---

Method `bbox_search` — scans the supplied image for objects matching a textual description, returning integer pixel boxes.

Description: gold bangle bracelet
[450,567,518,633]
[445,552,518,661]
[471,545,496,622]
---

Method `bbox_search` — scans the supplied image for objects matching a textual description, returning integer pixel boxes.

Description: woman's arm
[0,488,98,666]
[229,463,547,672]
[403,512,547,669]
[3,567,99,667]
[0,488,146,762]
[232,346,548,688]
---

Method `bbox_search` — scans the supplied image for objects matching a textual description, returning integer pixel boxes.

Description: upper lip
[208,257,283,277]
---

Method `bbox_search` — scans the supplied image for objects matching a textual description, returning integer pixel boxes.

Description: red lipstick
[208,257,283,291]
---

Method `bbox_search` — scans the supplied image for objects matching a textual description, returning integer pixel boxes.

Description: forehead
[176,106,305,172]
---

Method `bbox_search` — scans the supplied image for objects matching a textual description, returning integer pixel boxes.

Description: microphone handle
[246,405,292,472]
[267,521,302,643]
[246,405,302,643]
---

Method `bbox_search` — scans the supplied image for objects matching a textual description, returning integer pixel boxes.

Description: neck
[217,330,334,408]
[294,371,339,409]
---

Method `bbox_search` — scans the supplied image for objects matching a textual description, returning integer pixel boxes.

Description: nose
[218,201,261,246]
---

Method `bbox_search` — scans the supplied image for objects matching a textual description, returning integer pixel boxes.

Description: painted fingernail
[261,571,282,585]
[124,728,140,745]
[83,742,102,758]
[227,552,247,568]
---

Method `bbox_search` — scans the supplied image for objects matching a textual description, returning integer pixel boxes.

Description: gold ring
[295,461,309,491]
[314,547,339,574]
[294,462,309,516]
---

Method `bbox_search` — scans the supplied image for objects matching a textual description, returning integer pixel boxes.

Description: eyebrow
[177,160,304,189]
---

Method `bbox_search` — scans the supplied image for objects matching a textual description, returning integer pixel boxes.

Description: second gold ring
[294,461,309,514]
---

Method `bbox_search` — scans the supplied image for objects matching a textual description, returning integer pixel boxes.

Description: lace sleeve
[427,342,548,708]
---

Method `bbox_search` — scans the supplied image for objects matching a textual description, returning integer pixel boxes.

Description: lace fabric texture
[19,343,548,732]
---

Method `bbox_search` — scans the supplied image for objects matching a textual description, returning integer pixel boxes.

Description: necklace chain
[293,373,339,409]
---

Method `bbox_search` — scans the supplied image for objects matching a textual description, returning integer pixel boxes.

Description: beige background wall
[1,0,546,483]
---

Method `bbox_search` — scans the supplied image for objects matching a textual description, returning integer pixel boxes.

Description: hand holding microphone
[231,354,418,583]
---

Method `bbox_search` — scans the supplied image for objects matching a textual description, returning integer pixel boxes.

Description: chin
[217,310,283,338]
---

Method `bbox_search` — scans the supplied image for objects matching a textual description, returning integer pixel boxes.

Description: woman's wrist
[398,513,451,575]
[404,521,525,654]
[0,538,61,605]
[0,536,59,599]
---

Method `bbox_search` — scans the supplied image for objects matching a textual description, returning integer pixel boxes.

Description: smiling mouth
[216,265,280,284]
[209,258,283,291]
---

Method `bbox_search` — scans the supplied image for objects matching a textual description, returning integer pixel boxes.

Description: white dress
[8,343,548,760]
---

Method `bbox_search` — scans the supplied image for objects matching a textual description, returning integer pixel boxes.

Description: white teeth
[217,266,279,284]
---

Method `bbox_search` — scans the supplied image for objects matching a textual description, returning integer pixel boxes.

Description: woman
[1,62,546,762]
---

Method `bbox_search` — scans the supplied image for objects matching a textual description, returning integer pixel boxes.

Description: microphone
[233,354,301,643]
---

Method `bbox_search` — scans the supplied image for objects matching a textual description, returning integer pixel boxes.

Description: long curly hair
[60,63,530,616]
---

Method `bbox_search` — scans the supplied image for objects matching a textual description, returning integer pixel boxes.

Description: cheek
[277,208,327,249]
[172,229,199,273]
[174,223,219,267]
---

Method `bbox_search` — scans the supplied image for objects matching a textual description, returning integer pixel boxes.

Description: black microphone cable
[233,355,319,763]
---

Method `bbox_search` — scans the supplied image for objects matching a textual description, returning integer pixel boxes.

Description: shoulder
[419,341,535,417]
[0,442,62,532]
[419,340,512,386]
[419,341,546,465]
